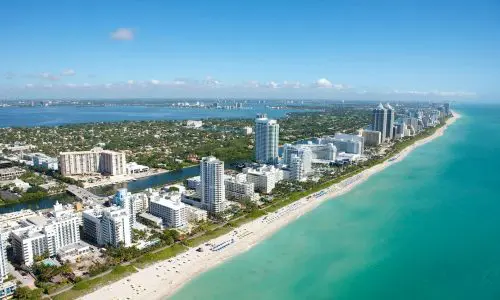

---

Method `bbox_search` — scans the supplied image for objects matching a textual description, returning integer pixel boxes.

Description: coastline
[80,112,461,300]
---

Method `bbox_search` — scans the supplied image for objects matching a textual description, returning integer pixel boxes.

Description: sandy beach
[80,112,461,300]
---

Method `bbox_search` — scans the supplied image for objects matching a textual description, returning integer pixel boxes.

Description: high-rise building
[113,189,135,227]
[82,206,131,247]
[243,165,284,194]
[99,150,127,176]
[321,133,364,155]
[289,154,306,181]
[361,130,382,146]
[0,231,8,282]
[444,103,450,116]
[385,103,395,140]
[200,156,226,214]
[59,147,126,176]
[372,103,387,141]
[255,114,279,164]
[224,173,258,201]
[149,194,187,228]
[11,205,81,266]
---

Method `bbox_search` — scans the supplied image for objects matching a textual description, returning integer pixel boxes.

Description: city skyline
[1,1,499,101]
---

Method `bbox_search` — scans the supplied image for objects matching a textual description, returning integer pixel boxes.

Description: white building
[243,165,284,194]
[113,189,136,227]
[186,176,201,190]
[59,147,126,176]
[243,126,253,135]
[320,133,364,155]
[82,206,131,248]
[11,207,80,266]
[224,173,258,201]
[255,114,279,164]
[200,156,226,214]
[0,230,8,282]
[185,206,208,223]
[283,145,312,174]
[289,154,307,181]
[32,153,59,170]
[0,167,24,181]
[125,162,150,174]
[99,150,127,176]
[186,120,203,128]
[131,192,150,214]
[149,193,187,228]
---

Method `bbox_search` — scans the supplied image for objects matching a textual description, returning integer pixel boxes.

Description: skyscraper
[82,205,132,247]
[0,231,8,282]
[200,156,225,214]
[385,103,395,140]
[444,103,450,116]
[255,114,279,164]
[113,188,135,229]
[372,103,387,141]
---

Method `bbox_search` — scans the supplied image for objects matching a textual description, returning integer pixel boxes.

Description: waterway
[0,165,201,214]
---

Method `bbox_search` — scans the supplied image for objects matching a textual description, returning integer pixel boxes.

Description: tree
[167,186,179,192]
[14,287,43,300]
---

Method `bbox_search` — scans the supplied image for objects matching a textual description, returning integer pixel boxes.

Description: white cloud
[25,83,34,88]
[127,80,135,85]
[110,28,134,41]
[332,83,350,90]
[150,79,160,85]
[315,78,333,88]
[204,76,221,87]
[245,80,260,88]
[391,90,476,97]
[61,69,76,76]
[266,81,279,89]
[66,83,77,88]
[173,80,187,85]
[40,72,59,81]
[282,81,302,88]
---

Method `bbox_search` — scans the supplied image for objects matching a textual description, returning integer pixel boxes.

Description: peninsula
[77,111,460,300]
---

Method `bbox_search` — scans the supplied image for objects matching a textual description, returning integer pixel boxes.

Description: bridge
[66,185,107,204]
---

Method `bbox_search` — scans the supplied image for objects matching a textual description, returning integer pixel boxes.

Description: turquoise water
[171,104,500,300]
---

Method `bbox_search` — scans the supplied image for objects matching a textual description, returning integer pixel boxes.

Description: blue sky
[1,0,499,100]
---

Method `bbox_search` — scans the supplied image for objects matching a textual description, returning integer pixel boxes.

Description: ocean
[170,104,500,300]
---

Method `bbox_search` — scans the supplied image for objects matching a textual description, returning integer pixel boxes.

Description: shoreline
[80,112,461,300]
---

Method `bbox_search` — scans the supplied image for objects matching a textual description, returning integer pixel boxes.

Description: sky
[0,0,499,101]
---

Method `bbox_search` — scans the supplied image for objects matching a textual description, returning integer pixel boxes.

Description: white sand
[80,112,460,300]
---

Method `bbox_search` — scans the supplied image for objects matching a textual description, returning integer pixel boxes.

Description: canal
[0,165,200,214]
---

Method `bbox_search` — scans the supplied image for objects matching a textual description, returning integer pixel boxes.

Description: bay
[0,105,304,128]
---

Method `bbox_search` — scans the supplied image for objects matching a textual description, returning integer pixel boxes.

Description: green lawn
[133,244,188,269]
[52,265,137,300]
[185,225,234,248]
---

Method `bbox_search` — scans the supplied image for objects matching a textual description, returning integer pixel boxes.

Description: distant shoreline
[80,112,461,300]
